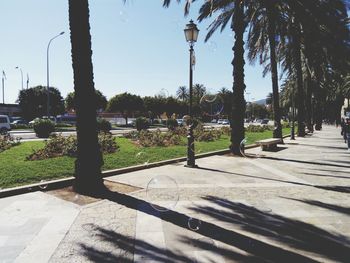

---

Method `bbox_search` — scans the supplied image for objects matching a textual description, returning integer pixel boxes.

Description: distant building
[0,103,21,117]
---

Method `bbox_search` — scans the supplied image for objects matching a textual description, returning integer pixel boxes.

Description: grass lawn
[0,128,290,189]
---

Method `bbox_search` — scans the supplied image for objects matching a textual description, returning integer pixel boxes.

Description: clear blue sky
[0,0,273,104]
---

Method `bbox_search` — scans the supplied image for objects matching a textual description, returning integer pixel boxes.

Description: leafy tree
[143,96,165,121]
[107,92,144,124]
[17,85,64,121]
[68,0,105,194]
[65,89,107,111]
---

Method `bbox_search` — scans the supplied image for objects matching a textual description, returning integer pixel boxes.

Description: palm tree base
[73,178,108,197]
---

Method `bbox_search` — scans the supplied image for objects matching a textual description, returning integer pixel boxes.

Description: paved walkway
[1,125,350,262]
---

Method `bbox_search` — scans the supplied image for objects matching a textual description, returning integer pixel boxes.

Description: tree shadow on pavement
[80,189,333,263]
[302,172,350,180]
[281,197,350,216]
[79,228,195,263]
[197,166,350,195]
[188,195,350,263]
[260,156,350,169]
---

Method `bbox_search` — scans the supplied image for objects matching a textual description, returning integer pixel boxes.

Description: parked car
[11,119,28,125]
[127,119,135,127]
[0,115,11,134]
[217,119,224,124]
[210,119,217,123]
[176,119,184,126]
[261,119,270,125]
[221,119,230,125]
[29,118,41,125]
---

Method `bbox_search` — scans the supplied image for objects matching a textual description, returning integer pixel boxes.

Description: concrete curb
[0,134,291,198]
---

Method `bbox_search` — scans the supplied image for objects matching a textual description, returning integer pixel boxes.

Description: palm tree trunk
[230,0,246,155]
[266,8,282,139]
[305,69,313,132]
[313,67,323,130]
[68,0,105,194]
[292,21,306,137]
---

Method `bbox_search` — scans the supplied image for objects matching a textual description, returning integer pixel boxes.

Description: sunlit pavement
[1,125,349,262]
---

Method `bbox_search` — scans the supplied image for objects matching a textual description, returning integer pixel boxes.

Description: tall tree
[68,0,105,194]
[247,0,284,139]
[107,92,144,124]
[197,0,247,155]
[65,89,107,112]
[176,86,189,101]
[17,86,64,121]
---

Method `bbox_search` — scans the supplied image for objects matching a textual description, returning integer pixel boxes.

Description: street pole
[291,91,295,140]
[186,43,196,167]
[1,71,5,104]
[47,31,65,117]
[15,67,23,90]
[184,20,199,168]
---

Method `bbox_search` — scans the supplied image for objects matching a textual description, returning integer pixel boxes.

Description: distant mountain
[253,99,266,105]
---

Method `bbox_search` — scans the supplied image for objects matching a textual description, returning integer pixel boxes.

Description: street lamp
[47,31,65,117]
[15,66,23,90]
[184,20,199,168]
[1,70,6,104]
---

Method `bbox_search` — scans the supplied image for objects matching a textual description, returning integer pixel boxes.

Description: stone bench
[256,138,282,151]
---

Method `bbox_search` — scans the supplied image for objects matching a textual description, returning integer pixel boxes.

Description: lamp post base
[184,164,198,168]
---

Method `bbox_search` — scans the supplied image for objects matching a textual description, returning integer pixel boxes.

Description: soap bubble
[189,141,203,154]
[200,94,224,117]
[239,138,248,157]
[39,180,48,190]
[146,175,179,212]
[188,217,201,231]
[159,88,169,98]
[182,115,191,126]
[135,151,150,166]
[119,11,129,23]
[207,41,218,52]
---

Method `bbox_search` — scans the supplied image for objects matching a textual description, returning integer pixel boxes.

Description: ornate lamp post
[184,20,199,168]
[47,31,65,117]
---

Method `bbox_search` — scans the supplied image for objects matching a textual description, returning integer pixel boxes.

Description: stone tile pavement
[1,125,350,262]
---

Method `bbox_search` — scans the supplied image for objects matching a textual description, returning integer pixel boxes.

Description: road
[9,122,270,141]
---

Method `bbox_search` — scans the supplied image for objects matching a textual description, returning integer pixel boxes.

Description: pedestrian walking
[345,118,350,151]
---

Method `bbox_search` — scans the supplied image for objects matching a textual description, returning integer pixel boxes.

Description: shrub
[194,125,222,142]
[137,129,186,147]
[135,117,149,131]
[245,125,272,133]
[0,134,21,153]
[281,121,290,128]
[220,126,231,136]
[98,132,119,153]
[27,133,118,160]
[123,130,139,140]
[97,118,112,132]
[33,119,55,138]
[166,119,178,130]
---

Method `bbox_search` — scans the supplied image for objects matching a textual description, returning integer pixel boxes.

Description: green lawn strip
[0,128,290,189]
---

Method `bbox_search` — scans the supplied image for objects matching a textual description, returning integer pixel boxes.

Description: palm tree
[68,0,105,194]
[193,83,206,104]
[176,86,189,101]
[246,0,284,139]
[197,0,247,155]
